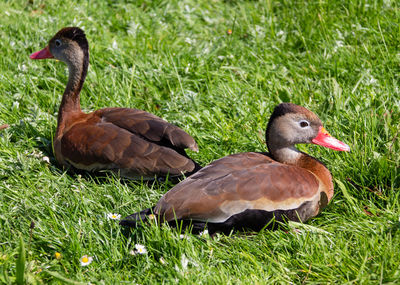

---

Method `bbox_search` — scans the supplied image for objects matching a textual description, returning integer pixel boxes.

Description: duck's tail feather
[119,207,155,227]
[185,160,202,177]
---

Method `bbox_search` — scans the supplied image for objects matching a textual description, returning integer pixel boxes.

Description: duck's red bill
[312,126,350,152]
[30,46,54,59]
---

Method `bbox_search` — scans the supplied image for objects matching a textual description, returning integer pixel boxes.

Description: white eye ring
[299,120,310,128]
[55,39,62,47]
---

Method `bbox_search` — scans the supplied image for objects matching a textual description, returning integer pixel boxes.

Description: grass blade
[45,271,86,285]
[16,236,25,285]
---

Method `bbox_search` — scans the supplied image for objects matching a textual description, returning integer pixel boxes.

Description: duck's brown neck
[268,145,334,201]
[296,153,334,201]
[56,49,88,136]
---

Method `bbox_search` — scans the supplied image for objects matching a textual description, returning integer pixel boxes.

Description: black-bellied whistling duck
[120,103,350,234]
[30,27,200,179]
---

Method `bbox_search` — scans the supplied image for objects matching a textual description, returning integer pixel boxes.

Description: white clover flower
[276,30,285,37]
[128,21,141,36]
[181,254,189,270]
[112,40,118,50]
[368,76,377,85]
[333,40,345,53]
[185,38,195,45]
[134,244,147,255]
[19,64,27,72]
[107,213,121,220]
[199,230,209,237]
[80,255,93,266]
[159,257,166,265]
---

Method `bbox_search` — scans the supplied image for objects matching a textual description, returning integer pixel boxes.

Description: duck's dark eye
[299,120,309,128]
[55,39,62,47]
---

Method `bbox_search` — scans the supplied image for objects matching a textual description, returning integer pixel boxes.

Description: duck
[120,103,350,234]
[30,27,200,179]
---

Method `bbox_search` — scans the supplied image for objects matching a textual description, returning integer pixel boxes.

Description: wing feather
[60,120,195,178]
[95,108,198,152]
[155,152,320,222]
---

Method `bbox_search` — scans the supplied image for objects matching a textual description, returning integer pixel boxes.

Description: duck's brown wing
[155,152,321,222]
[95,108,198,152]
[60,118,196,178]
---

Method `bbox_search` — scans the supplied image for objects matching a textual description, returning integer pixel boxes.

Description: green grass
[0,0,399,283]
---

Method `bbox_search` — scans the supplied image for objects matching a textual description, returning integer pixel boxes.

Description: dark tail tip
[185,160,202,177]
[119,207,155,228]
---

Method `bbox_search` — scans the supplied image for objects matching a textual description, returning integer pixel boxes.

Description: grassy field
[0,0,399,283]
